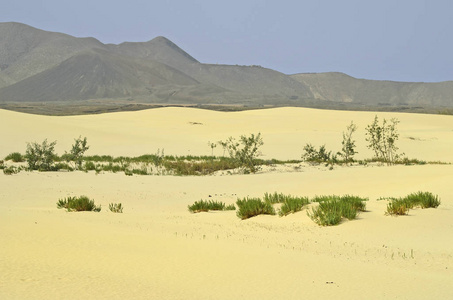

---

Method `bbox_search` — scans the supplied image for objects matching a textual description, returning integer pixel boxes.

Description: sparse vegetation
[109,202,123,213]
[365,115,404,165]
[302,144,336,164]
[62,136,89,170]
[25,139,57,171]
[4,152,24,162]
[338,121,358,162]
[188,200,235,213]
[236,197,276,219]
[3,165,20,175]
[278,196,310,217]
[57,196,101,212]
[385,191,440,215]
[218,133,264,173]
[308,195,367,226]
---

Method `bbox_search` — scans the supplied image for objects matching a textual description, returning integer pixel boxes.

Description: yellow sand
[1,107,452,299]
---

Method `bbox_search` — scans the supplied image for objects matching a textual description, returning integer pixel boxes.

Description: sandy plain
[1,107,452,299]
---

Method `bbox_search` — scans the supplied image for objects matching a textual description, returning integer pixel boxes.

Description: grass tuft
[236,197,276,219]
[278,196,310,216]
[308,195,367,225]
[109,203,123,213]
[188,200,235,213]
[57,196,101,212]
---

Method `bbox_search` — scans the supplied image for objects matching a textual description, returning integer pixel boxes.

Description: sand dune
[1,107,452,299]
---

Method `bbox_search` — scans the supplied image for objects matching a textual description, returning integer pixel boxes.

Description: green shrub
[279,196,310,216]
[218,133,264,173]
[3,165,20,175]
[57,196,101,212]
[365,116,404,165]
[188,199,235,213]
[386,199,410,216]
[236,197,276,219]
[403,191,440,209]
[5,152,24,162]
[264,192,288,204]
[308,200,343,226]
[25,139,57,171]
[109,203,123,213]
[63,136,90,170]
[302,144,336,164]
[308,195,367,225]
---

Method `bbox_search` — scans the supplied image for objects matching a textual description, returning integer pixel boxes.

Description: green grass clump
[279,196,310,216]
[57,196,101,212]
[109,203,123,213]
[308,200,343,226]
[308,195,367,225]
[385,191,440,215]
[188,200,235,213]
[3,165,20,175]
[263,192,288,204]
[5,152,24,162]
[403,191,440,209]
[236,197,276,219]
[386,199,410,216]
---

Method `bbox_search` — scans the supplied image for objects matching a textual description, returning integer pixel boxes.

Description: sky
[2,0,453,82]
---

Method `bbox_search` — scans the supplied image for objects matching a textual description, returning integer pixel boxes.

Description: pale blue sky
[2,0,452,82]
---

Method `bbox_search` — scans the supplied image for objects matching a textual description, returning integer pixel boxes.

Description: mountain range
[1,22,452,112]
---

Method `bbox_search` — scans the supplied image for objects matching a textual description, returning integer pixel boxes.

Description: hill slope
[0,22,452,109]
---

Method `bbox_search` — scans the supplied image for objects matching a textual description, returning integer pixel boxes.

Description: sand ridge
[1,107,452,299]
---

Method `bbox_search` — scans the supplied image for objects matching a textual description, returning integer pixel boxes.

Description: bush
[218,133,264,173]
[3,165,20,175]
[63,136,90,170]
[5,152,24,162]
[302,144,336,164]
[25,139,57,171]
[236,197,276,219]
[365,116,404,165]
[338,121,358,162]
[188,200,235,213]
[57,196,101,212]
[279,196,310,216]
[109,203,123,213]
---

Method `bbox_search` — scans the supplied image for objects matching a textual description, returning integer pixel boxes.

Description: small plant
[109,203,123,213]
[188,200,235,213]
[63,136,89,170]
[386,199,410,216]
[279,196,310,216]
[5,152,24,162]
[338,121,358,162]
[236,197,276,219]
[218,133,264,173]
[308,195,367,225]
[403,191,440,209]
[365,116,404,165]
[385,191,440,216]
[302,144,336,164]
[57,196,101,212]
[263,192,288,204]
[25,139,57,171]
[3,165,20,175]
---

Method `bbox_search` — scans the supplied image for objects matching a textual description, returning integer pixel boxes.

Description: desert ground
[1,107,452,299]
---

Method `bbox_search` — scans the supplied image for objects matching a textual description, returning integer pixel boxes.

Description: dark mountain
[0,22,452,111]
[0,48,201,102]
[291,72,453,107]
